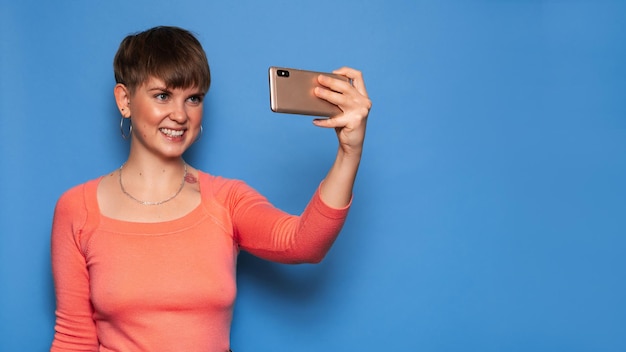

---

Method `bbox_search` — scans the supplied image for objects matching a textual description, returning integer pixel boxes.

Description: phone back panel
[269,67,349,117]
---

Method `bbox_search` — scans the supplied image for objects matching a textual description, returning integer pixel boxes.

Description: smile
[160,128,184,137]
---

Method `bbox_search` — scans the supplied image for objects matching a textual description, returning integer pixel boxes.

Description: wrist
[337,145,363,161]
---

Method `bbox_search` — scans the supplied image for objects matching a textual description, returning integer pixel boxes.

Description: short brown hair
[113,26,211,93]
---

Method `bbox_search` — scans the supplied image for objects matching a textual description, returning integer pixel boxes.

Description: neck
[118,156,189,205]
[122,154,186,181]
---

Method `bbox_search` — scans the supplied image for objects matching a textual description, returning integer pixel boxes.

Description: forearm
[313,67,370,208]
[319,147,362,208]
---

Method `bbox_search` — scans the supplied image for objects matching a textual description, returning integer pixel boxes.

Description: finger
[314,86,345,109]
[312,115,349,129]
[332,67,368,98]
[317,74,353,95]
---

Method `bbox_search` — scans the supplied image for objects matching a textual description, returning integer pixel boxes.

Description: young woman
[50,26,371,352]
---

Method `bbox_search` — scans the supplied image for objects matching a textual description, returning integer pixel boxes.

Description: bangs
[145,48,209,91]
[114,26,211,93]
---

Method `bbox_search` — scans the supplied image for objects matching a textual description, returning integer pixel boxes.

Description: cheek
[137,123,150,139]
[190,109,204,124]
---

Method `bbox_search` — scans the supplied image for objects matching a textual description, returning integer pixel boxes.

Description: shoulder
[53,178,101,226]
[196,170,265,205]
[197,170,251,194]
[55,178,98,208]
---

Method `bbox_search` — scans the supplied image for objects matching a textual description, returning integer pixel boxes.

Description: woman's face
[127,76,205,159]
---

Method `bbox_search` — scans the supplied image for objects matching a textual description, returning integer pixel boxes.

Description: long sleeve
[48,174,351,351]
[50,186,99,351]
[225,180,351,264]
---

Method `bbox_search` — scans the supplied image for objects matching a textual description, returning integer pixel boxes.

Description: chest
[86,224,237,318]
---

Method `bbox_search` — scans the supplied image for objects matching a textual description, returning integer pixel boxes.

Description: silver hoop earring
[120,117,132,140]
[194,125,203,143]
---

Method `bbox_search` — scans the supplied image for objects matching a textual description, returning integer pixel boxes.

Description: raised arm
[313,67,372,208]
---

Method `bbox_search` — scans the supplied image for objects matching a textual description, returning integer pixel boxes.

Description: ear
[114,84,132,118]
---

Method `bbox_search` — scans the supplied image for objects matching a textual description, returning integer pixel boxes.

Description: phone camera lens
[277,70,290,78]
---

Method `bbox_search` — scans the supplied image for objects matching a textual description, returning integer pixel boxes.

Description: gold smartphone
[268,66,350,117]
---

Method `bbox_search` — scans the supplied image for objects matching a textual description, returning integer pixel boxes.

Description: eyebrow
[147,86,204,95]
[147,85,170,92]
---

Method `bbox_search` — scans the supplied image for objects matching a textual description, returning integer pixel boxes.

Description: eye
[155,93,169,101]
[187,95,204,105]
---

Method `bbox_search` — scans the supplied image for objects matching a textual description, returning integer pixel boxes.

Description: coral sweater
[50,172,349,352]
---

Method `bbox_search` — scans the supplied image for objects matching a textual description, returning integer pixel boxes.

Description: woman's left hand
[313,67,372,157]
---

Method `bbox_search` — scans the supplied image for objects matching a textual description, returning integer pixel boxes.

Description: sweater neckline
[86,172,209,235]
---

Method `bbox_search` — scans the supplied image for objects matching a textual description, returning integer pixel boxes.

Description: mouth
[160,128,185,138]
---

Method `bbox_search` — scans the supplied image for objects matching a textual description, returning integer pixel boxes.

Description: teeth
[160,128,184,137]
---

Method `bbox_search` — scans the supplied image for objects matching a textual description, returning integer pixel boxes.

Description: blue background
[1,1,625,351]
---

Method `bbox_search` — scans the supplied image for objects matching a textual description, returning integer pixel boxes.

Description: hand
[313,67,372,157]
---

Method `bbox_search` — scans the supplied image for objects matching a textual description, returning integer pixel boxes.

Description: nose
[169,101,188,124]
